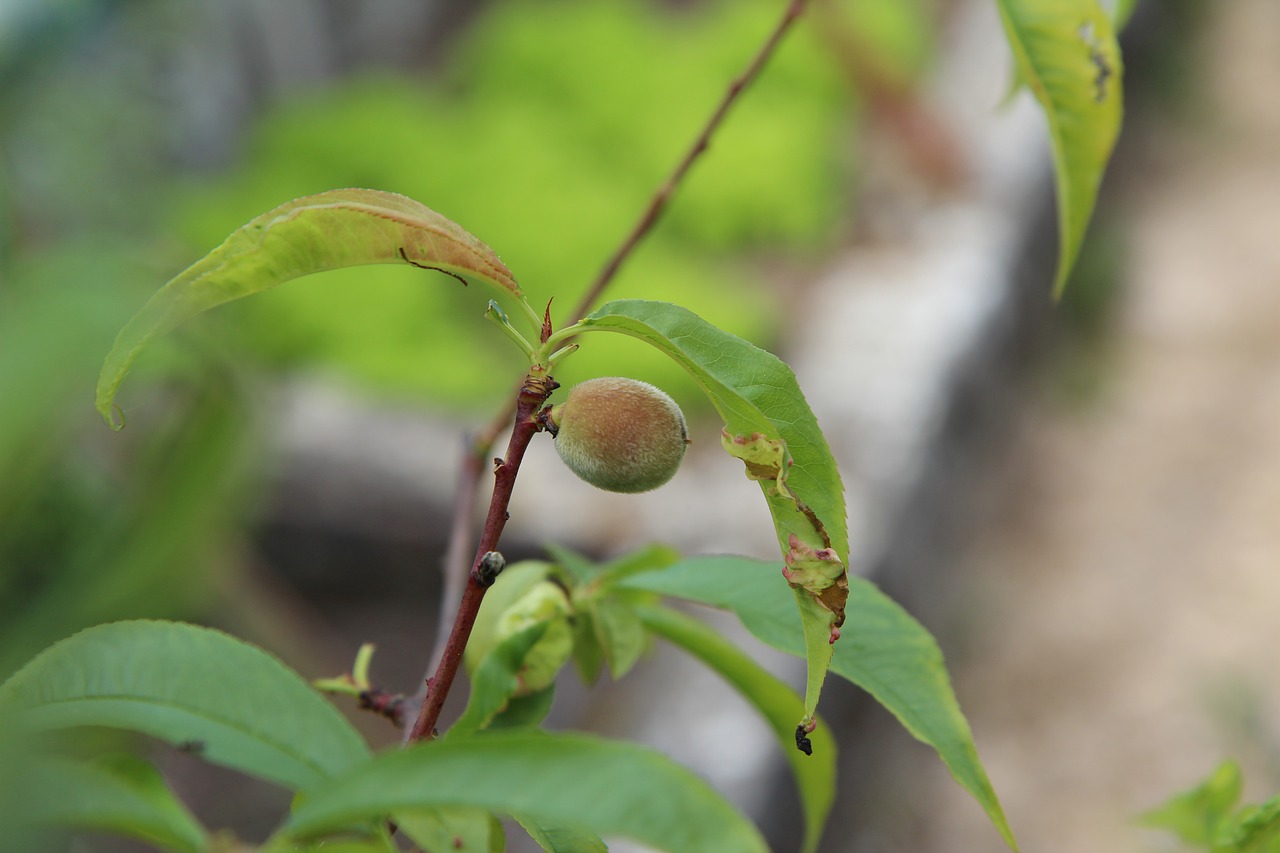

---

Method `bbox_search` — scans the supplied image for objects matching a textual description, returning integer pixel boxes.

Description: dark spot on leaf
[1078,21,1113,103]
[176,739,206,755]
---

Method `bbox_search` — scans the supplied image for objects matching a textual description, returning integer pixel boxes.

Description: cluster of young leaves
[1141,761,1280,853]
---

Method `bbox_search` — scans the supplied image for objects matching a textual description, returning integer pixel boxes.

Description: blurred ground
[913,1,1280,850]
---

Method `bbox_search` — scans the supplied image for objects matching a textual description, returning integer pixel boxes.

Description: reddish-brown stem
[405,367,558,743]
[417,0,811,733]
[424,434,487,678]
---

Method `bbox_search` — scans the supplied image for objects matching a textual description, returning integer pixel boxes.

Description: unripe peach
[549,377,688,493]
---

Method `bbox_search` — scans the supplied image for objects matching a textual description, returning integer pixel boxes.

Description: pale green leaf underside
[96,188,521,427]
[31,756,208,853]
[623,557,1018,851]
[280,732,769,853]
[996,0,1123,297]
[0,620,371,791]
[636,603,835,853]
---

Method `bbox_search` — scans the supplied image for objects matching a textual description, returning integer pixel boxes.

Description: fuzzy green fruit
[549,377,688,493]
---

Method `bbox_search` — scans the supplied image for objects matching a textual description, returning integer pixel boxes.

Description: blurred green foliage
[169,0,865,410]
[0,245,257,680]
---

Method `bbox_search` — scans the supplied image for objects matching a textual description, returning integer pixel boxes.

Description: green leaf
[593,595,647,679]
[485,686,556,732]
[579,299,848,723]
[280,732,769,853]
[1139,760,1243,846]
[273,839,397,853]
[0,621,371,790]
[635,603,835,853]
[570,608,605,686]
[1227,795,1280,853]
[464,561,554,672]
[450,624,549,739]
[516,814,608,853]
[395,808,504,853]
[29,755,208,853]
[545,542,680,587]
[994,0,1123,297]
[516,815,608,853]
[623,556,1017,851]
[96,188,531,427]
[1112,0,1138,30]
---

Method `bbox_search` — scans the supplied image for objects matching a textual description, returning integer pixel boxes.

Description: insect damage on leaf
[1078,21,1114,103]
[784,535,848,642]
[722,429,849,638]
[721,429,790,486]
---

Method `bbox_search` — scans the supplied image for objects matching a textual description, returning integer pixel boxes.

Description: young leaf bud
[549,377,688,493]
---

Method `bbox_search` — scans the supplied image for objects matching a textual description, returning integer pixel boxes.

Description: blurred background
[2,0,1277,851]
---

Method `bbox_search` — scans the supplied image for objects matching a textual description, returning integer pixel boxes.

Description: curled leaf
[97,188,527,427]
[580,299,847,724]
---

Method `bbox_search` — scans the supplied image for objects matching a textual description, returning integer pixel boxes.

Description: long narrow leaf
[995,0,1123,296]
[635,603,835,853]
[623,557,1017,851]
[96,188,528,427]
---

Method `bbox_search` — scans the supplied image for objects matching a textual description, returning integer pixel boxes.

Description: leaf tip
[98,399,126,431]
[794,718,816,756]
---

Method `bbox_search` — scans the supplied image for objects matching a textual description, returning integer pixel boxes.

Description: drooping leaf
[994,0,1123,296]
[515,815,609,853]
[0,621,371,790]
[623,556,1017,851]
[96,188,531,427]
[28,755,208,853]
[395,808,504,853]
[280,732,768,852]
[579,299,847,724]
[635,603,835,853]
